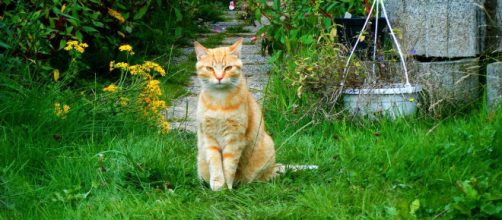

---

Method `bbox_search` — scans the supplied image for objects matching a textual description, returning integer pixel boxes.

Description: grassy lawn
[1,69,501,219]
[2,0,500,218]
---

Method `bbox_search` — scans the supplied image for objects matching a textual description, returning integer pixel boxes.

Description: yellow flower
[129,64,143,75]
[108,8,125,23]
[54,102,70,119]
[145,80,161,96]
[64,40,88,53]
[151,100,167,110]
[103,84,119,93]
[63,104,70,114]
[114,62,129,70]
[143,73,153,80]
[64,42,74,51]
[53,69,60,81]
[109,61,115,71]
[119,97,129,106]
[143,61,166,76]
[159,120,170,134]
[359,35,366,42]
[109,61,129,71]
[54,102,61,111]
[119,44,134,55]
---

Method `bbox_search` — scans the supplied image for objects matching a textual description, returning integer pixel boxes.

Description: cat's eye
[224,66,233,71]
[205,66,214,72]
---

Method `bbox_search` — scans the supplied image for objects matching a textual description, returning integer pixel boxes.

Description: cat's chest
[200,113,247,136]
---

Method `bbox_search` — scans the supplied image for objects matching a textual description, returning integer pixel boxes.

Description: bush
[0,0,222,85]
[248,0,367,53]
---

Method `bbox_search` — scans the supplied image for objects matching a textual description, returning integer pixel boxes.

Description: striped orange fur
[194,38,279,191]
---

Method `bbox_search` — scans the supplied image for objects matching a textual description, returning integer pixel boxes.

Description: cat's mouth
[212,83,231,89]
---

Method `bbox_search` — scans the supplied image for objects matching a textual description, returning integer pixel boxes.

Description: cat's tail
[274,163,318,174]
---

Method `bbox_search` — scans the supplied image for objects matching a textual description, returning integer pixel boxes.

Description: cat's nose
[216,76,224,81]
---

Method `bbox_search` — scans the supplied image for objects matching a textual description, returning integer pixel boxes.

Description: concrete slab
[415,58,480,109]
[386,0,484,58]
[487,62,502,111]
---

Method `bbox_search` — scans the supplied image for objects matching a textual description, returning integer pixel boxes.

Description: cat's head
[194,38,243,90]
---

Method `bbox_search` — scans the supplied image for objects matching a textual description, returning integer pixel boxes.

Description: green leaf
[273,0,280,10]
[134,5,149,20]
[82,26,98,33]
[290,29,299,39]
[92,21,104,28]
[59,39,66,50]
[65,26,73,35]
[255,9,262,21]
[175,27,182,38]
[174,8,182,22]
[409,199,420,216]
[300,35,314,44]
[49,18,56,29]
[461,181,479,200]
[480,203,500,216]
[0,41,11,49]
[323,18,331,29]
[75,31,83,42]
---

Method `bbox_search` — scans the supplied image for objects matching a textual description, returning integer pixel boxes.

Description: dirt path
[165,10,270,132]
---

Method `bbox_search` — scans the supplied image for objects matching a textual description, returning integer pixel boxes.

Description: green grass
[1,68,501,219]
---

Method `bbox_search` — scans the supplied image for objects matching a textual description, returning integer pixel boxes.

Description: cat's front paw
[210,176,225,191]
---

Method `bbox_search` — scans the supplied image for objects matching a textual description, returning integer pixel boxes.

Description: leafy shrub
[248,0,368,53]
[1,0,139,82]
[0,0,221,85]
[444,177,502,218]
[274,33,371,117]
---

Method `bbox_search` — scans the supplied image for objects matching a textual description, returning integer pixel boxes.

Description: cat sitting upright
[194,38,278,191]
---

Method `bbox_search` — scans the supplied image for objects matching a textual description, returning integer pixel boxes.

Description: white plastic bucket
[343,84,422,118]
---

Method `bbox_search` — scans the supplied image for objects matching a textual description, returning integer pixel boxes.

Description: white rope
[371,0,380,84]
[341,0,377,86]
[342,0,411,88]
[380,0,411,87]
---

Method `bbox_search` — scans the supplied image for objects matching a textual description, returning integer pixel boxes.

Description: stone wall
[414,58,480,109]
[487,62,502,111]
[385,0,485,58]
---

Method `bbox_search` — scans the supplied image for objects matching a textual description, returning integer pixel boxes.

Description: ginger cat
[194,38,278,191]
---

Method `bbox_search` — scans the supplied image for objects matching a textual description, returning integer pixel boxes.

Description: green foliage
[444,177,502,218]
[267,33,371,118]
[248,0,368,53]
[1,0,138,81]
[0,0,222,85]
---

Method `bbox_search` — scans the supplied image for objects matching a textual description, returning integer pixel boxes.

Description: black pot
[335,17,387,58]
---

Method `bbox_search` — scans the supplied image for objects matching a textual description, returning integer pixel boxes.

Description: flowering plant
[104,44,170,134]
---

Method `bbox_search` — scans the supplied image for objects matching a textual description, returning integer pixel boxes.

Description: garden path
[165,10,270,132]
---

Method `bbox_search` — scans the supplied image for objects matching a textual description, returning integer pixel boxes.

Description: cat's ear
[229,37,243,58]
[194,41,208,61]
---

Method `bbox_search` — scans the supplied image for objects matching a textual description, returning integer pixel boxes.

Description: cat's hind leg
[242,133,277,182]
